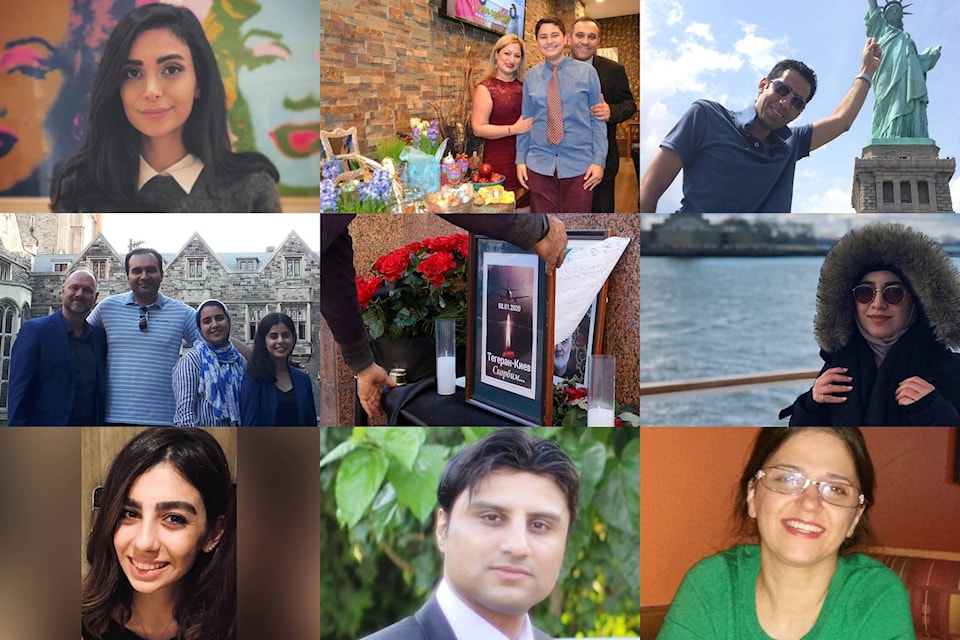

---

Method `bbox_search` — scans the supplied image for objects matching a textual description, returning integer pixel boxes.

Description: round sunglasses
[851,284,908,305]
[771,79,806,113]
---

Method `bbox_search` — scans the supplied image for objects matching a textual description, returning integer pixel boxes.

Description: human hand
[531,215,567,274]
[517,163,528,189]
[583,164,604,191]
[356,363,396,418]
[811,367,853,404]
[895,376,935,406]
[512,115,534,135]
[590,94,611,121]
[861,37,882,75]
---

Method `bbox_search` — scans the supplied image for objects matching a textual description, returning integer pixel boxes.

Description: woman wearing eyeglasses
[782,222,960,426]
[657,427,913,639]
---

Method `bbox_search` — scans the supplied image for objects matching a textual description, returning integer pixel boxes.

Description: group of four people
[8,247,317,426]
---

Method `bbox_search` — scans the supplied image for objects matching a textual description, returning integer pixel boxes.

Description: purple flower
[322,161,344,181]
[427,121,440,146]
[368,169,392,203]
[320,179,341,212]
[412,126,422,146]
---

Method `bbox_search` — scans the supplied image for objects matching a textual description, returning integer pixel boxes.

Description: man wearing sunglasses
[639,38,882,213]
[87,248,250,426]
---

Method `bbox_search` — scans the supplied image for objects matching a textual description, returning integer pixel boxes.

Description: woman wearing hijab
[173,299,245,426]
[782,222,960,426]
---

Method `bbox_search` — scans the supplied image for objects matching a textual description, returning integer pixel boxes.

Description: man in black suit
[362,429,580,640]
[569,16,637,213]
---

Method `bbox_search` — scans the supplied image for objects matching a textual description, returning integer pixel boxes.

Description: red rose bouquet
[355,232,469,344]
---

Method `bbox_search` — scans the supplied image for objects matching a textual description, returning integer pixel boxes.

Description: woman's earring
[205,542,219,553]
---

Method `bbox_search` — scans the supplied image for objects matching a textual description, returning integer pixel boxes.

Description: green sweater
[658,544,914,640]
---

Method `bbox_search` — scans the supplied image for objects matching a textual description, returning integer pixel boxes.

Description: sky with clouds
[640,0,960,213]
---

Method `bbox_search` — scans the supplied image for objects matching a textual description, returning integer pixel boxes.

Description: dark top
[591,54,638,185]
[479,77,524,190]
[68,324,101,425]
[274,387,300,426]
[54,166,280,213]
[82,619,174,640]
[784,321,960,426]
[239,366,317,426]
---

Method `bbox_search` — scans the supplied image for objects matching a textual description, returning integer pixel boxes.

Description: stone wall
[321,0,594,152]
[28,232,322,416]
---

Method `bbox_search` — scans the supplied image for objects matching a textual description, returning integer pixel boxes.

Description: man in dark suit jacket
[362,430,579,640]
[7,269,107,425]
[569,16,638,213]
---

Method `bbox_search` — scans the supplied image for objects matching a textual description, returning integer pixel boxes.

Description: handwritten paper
[553,236,630,344]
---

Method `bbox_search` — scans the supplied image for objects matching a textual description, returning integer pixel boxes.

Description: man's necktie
[546,63,564,145]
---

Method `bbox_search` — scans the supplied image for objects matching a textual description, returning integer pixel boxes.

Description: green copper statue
[866,0,941,140]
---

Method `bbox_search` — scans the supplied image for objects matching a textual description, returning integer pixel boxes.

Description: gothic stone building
[0,216,320,422]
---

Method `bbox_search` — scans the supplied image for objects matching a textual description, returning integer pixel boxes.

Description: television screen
[440,0,525,38]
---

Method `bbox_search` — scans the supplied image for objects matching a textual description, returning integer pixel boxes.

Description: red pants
[527,169,594,213]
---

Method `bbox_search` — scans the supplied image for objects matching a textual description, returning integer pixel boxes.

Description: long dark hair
[734,427,875,554]
[245,312,297,382]
[82,428,236,640]
[50,3,278,212]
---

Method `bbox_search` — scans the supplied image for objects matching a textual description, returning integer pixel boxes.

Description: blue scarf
[196,300,244,425]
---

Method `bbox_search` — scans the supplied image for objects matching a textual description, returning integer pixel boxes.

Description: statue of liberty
[865,0,942,141]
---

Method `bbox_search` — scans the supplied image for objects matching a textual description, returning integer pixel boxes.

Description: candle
[587,406,616,427]
[436,355,456,395]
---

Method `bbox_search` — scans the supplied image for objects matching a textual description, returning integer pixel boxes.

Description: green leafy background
[320,427,639,638]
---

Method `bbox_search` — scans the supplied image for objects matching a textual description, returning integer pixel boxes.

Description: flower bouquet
[552,380,640,427]
[355,232,469,345]
[320,158,403,213]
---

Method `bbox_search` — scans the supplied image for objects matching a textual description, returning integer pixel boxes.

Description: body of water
[639,256,960,425]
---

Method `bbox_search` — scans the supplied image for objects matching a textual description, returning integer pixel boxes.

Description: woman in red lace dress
[471,34,533,192]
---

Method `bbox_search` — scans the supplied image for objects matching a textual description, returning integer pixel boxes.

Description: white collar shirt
[137,153,204,193]
[435,578,535,640]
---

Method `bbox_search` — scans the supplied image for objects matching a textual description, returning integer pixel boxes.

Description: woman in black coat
[783,222,960,426]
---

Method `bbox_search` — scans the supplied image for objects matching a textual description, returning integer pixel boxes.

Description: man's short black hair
[437,429,579,527]
[767,59,818,103]
[124,247,164,275]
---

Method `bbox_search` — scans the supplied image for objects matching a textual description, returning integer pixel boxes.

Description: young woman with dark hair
[657,427,913,640]
[782,222,960,425]
[240,312,317,426]
[173,300,246,427]
[50,3,280,212]
[82,428,235,640]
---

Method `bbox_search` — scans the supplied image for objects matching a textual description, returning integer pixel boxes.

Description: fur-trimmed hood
[815,223,960,352]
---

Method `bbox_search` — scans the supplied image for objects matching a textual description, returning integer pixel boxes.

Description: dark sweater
[53,166,281,212]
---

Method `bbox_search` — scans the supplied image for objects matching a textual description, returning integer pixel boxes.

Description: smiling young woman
[50,3,280,212]
[781,222,960,426]
[239,312,317,426]
[657,427,913,640]
[81,428,235,640]
[172,300,246,427]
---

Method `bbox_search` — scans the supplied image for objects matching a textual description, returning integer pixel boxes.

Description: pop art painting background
[0,0,320,199]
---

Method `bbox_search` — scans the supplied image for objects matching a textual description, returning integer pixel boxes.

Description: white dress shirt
[435,578,536,640]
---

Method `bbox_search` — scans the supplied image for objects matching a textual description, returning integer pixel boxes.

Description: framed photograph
[466,235,554,425]
[553,229,611,385]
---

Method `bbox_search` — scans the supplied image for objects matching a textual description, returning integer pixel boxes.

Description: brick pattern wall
[597,14,640,140]
[321,0,592,152]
